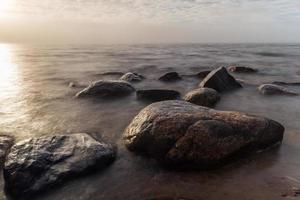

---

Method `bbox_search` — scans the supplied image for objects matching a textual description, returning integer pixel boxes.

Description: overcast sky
[0,0,300,44]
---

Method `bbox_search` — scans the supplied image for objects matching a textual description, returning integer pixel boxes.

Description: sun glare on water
[0,0,14,16]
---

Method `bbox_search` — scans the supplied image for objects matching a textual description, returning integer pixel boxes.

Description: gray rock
[159,72,182,82]
[258,84,298,95]
[0,135,14,165]
[137,89,180,102]
[228,66,258,73]
[183,88,220,107]
[123,100,284,169]
[199,67,242,92]
[4,133,116,197]
[75,80,135,98]
[120,72,144,82]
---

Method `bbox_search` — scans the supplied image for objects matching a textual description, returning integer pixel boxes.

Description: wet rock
[68,82,76,88]
[258,84,298,96]
[75,80,135,98]
[120,72,144,82]
[199,67,242,92]
[4,133,116,197]
[0,135,14,165]
[183,88,220,107]
[196,70,211,78]
[137,89,180,102]
[124,100,284,169]
[97,72,125,76]
[271,81,300,86]
[159,72,182,82]
[228,66,258,73]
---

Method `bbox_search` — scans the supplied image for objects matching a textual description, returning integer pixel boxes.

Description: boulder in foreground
[4,133,116,197]
[228,66,258,73]
[183,88,220,107]
[124,100,284,169]
[120,72,144,82]
[76,80,135,98]
[258,84,298,96]
[137,89,180,102]
[199,67,242,92]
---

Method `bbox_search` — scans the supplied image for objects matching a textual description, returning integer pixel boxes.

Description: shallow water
[0,43,300,199]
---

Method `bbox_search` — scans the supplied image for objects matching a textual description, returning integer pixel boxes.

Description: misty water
[0,43,300,199]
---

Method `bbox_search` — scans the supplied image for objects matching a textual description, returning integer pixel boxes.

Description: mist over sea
[1,43,300,199]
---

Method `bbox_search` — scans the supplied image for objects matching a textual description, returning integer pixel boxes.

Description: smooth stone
[183,88,220,107]
[159,72,182,82]
[137,89,180,102]
[199,67,242,92]
[258,84,298,95]
[123,100,284,169]
[75,80,135,98]
[228,66,258,73]
[0,135,14,165]
[120,72,144,82]
[4,133,116,197]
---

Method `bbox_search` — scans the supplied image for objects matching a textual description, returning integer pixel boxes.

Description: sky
[0,0,300,44]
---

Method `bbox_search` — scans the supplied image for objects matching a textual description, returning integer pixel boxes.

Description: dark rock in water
[199,67,242,92]
[297,70,300,76]
[120,72,144,82]
[68,82,76,88]
[196,70,211,78]
[97,72,125,76]
[228,66,258,73]
[4,133,116,197]
[258,84,298,95]
[183,88,220,107]
[272,81,300,86]
[159,72,182,82]
[124,100,284,169]
[76,80,135,98]
[0,135,14,165]
[137,89,180,102]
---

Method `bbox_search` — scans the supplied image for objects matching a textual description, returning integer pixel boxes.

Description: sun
[0,0,14,16]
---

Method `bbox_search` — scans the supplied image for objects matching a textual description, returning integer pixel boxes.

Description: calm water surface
[0,43,300,199]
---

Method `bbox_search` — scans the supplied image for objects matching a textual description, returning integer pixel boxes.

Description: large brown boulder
[183,88,220,107]
[123,101,284,169]
[199,67,242,92]
[75,80,135,98]
[4,133,116,197]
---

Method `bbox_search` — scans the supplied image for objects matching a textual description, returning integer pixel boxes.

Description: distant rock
[4,133,116,197]
[196,70,211,78]
[76,80,135,98]
[137,89,180,102]
[97,72,125,76]
[271,81,300,86]
[258,84,298,96]
[124,100,284,169]
[120,72,144,82]
[68,82,76,88]
[159,72,182,82]
[297,70,300,76]
[199,67,242,92]
[183,88,220,107]
[0,135,14,165]
[228,66,258,73]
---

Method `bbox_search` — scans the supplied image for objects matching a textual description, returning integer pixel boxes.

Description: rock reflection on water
[0,44,300,199]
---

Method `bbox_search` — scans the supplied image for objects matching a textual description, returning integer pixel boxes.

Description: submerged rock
[271,81,300,86]
[199,67,242,92]
[120,72,144,82]
[183,88,220,107]
[228,66,258,73]
[97,72,125,76]
[0,135,14,165]
[196,70,211,78]
[258,84,298,96]
[76,80,135,98]
[137,89,180,102]
[4,133,116,197]
[159,72,182,82]
[124,100,284,169]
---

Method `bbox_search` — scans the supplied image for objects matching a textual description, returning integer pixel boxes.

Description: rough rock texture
[159,72,182,82]
[258,84,298,95]
[4,133,116,197]
[183,88,220,107]
[0,135,14,165]
[228,66,258,73]
[75,80,135,98]
[199,67,242,92]
[137,90,180,102]
[120,72,144,82]
[123,100,284,169]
